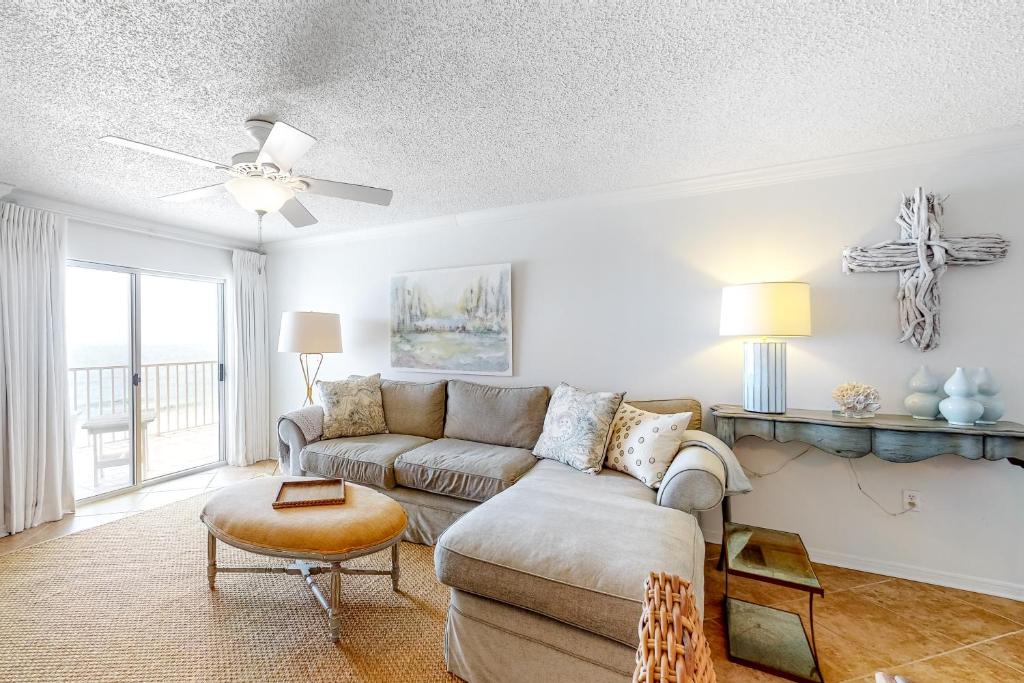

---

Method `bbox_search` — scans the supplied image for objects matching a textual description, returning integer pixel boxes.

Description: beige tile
[0,516,75,556]
[703,617,794,682]
[704,561,811,609]
[811,562,890,592]
[971,630,1024,674]
[209,465,271,485]
[136,488,207,510]
[774,590,960,681]
[143,470,217,492]
[956,592,1024,626]
[885,646,1023,682]
[857,579,1021,645]
[66,511,133,533]
[75,491,148,515]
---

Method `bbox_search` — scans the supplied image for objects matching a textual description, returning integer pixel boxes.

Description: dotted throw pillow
[605,404,692,488]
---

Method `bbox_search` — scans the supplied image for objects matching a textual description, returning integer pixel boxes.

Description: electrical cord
[741,443,915,516]
[741,446,812,479]
[846,457,913,517]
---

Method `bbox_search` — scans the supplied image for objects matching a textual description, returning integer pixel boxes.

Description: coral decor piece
[842,188,1009,352]
[832,382,881,418]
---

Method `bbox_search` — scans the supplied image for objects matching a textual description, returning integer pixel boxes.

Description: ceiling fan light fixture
[225,175,294,213]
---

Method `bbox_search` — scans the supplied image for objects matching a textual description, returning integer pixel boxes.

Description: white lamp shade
[225,176,295,213]
[278,311,343,353]
[720,282,812,337]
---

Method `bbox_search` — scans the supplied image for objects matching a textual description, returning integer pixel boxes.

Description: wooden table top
[711,404,1024,438]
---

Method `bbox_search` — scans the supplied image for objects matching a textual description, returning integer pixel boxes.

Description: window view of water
[65,266,223,500]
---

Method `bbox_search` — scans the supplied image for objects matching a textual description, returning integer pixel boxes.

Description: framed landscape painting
[390,263,512,375]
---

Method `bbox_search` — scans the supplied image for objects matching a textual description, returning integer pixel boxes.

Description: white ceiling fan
[100,119,393,229]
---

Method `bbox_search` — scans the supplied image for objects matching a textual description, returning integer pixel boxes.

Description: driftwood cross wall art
[842,187,1009,351]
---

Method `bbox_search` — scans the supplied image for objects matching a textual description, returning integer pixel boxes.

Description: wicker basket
[633,572,716,683]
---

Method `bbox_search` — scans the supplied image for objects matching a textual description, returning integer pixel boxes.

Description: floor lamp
[278,311,343,406]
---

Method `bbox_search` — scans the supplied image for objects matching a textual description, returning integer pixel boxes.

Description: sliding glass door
[66,267,135,500]
[139,274,224,480]
[66,263,225,501]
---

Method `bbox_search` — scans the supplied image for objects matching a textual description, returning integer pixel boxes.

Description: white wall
[66,219,232,278]
[267,147,1024,598]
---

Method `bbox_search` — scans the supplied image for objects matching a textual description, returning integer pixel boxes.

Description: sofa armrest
[277,406,324,476]
[656,446,726,514]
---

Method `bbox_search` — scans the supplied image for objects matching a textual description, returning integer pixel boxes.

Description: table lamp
[277,311,343,405]
[720,282,811,413]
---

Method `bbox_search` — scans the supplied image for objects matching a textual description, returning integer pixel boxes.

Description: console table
[711,404,1024,569]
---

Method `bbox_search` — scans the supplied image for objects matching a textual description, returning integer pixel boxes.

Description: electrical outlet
[903,489,922,512]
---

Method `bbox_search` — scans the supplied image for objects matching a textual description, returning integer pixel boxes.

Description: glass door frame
[67,259,227,504]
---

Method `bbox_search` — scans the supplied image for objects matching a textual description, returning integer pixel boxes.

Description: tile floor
[702,543,1024,682]
[2,464,1022,682]
[0,459,280,557]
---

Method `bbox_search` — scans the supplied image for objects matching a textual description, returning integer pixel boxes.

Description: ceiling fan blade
[279,197,318,228]
[158,184,226,202]
[255,122,316,172]
[100,136,228,170]
[303,178,393,206]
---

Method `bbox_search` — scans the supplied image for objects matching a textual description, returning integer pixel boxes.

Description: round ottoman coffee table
[200,476,408,642]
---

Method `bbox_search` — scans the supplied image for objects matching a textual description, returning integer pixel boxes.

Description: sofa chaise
[278,378,736,682]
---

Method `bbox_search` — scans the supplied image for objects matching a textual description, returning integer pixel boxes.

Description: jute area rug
[0,492,458,682]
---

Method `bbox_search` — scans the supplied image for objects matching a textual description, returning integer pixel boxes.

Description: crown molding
[5,189,259,251]
[267,125,1024,251]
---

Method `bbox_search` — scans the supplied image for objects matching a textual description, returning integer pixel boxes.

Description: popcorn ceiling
[1,1,1022,242]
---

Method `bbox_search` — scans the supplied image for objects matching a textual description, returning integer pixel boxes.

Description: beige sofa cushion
[300,434,432,489]
[444,380,551,449]
[201,476,407,560]
[381,379,447,439]
[395,438,538,502]
[627,398,702,431]
[434,459,704,647]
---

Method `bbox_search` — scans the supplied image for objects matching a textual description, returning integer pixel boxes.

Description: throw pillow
[605,404,692,488]
[315,374,388,438]
[533,383,624,474]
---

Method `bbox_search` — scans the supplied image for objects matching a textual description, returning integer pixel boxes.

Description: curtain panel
[0,203,74,535]
[229,249,270,466]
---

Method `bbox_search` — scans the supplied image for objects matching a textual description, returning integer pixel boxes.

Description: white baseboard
[702,527,1024,601]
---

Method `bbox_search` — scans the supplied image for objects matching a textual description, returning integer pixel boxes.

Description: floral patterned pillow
[315,374,388,438]
[604,404,692,488]
[533,383,624,474]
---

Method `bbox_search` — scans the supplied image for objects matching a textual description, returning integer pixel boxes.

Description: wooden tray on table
[272,479,346,509]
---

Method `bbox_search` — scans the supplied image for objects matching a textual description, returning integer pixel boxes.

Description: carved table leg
[716,497,731,571]
[391,543,400,592]
[329,562,342,643]
[207,532,217,589]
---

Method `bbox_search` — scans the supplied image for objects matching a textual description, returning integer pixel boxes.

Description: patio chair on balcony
[80,411,156,486]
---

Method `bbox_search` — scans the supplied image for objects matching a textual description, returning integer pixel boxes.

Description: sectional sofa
[278,378,736,682]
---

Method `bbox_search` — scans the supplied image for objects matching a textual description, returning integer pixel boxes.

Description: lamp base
[743,340,787,414]
[299,353,324,406]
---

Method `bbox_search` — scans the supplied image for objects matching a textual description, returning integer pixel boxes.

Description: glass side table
[723,522,825,683]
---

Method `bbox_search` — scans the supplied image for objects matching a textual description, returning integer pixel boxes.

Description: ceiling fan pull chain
[256,211,264,253]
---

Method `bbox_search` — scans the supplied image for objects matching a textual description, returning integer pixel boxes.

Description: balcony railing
[68,361,220,436]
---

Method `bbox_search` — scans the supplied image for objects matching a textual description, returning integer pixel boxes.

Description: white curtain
[0,203,74,535]
[228,249,270,466]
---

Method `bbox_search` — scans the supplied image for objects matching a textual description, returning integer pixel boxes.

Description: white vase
[904,365,941,420]
[973,367,1005,425]
[939,367,984,426]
